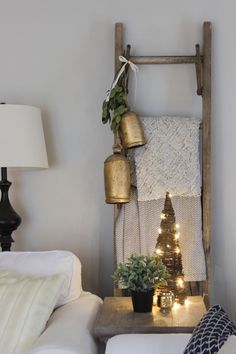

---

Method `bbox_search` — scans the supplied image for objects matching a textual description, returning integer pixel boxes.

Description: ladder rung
[130,55,203,65]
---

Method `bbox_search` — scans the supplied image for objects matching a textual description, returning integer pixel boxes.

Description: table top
[94,296,206,340]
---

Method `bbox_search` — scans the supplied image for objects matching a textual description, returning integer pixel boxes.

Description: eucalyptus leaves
[102,79,128,133]
[113,254,168,292]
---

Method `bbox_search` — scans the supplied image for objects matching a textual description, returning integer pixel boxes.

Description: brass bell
[120,111,146,149]
[104,152,131,204]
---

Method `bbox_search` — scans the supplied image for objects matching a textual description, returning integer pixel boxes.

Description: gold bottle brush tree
[155,192,187,304]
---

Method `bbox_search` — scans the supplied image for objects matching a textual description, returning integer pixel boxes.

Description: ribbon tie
[106,56,139,102]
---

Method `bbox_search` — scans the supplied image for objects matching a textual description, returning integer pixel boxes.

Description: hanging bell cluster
[104,111,146,204]
[102,50,147,204]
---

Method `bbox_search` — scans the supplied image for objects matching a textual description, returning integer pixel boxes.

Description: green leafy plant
[113,254,169,292]
[102,72,128,133]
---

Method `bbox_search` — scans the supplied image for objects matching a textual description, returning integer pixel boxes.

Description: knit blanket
[133,117,201,201]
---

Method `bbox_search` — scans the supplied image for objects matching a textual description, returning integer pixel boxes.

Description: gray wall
[0,0,235,319]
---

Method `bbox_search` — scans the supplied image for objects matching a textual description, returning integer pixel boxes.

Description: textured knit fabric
[183,305,236,354]
[115,188,141,264]
[115,188,206,281]
[133,116,201,201]
[0,268,65,354]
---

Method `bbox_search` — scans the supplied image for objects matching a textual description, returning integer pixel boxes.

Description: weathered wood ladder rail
[113,22,211,308]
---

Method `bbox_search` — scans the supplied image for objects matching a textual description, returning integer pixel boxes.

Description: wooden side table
[94,296,206,343]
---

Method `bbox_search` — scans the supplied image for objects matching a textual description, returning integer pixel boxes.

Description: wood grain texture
[115,23,123,74]
[130,55,203,65]
[113,23,123,153]
[94,296,206,342]
[202,22,212,307]
[195,44,203,95]
[113,23,124,287]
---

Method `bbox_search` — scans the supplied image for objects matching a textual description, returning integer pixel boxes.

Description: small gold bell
[104,149,131,204]
[120,111,146,149]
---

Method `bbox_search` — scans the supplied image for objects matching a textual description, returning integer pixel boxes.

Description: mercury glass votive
[159,291,175,313]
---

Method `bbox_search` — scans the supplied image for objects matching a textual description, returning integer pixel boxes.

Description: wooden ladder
[113,22,212,308]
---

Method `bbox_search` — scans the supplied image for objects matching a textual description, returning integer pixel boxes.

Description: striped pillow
[184,305,236,354]
[0,268,65,354]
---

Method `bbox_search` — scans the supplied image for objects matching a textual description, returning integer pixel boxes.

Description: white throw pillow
[0,250,82,307]
[0,268,65,354]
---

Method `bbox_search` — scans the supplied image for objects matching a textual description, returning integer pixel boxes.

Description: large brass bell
[104,151,131,204]
[120,111,146,149]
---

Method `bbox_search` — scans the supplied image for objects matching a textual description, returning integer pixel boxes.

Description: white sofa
[105,333,236,354]
[0,250,102,354]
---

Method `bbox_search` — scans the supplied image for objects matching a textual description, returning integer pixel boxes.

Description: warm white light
[185,299,190,307]
[176,277,184,288]
[175,247,180,254]
[169,193,172,198]
[173,302,180,310]
[158,228,162,234]
[166,244,170,248]
[176,224,180,229]
[161,213,166,220]
[153,294,158,306]
[175,233,180,240]
[156,248,163,255]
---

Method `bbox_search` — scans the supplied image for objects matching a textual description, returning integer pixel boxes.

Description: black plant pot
[131,289,154,313]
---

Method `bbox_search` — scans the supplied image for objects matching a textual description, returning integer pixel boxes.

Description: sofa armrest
[29,292,102,354]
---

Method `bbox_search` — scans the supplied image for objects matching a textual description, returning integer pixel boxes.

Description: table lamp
[0,104,48,251]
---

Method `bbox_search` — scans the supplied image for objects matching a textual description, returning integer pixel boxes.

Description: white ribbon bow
[106,56,139,102]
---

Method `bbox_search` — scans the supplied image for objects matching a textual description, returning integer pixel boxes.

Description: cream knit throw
[134,117,201,201]
[115,188,206,281]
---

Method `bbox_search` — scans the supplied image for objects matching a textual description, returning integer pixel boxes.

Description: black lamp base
[0,168,21,251]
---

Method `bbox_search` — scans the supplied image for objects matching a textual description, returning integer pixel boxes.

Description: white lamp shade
[0,105,48,168]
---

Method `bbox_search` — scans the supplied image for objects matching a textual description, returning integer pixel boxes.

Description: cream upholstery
[0,251,102,354]
[29,293,102,354]
[0,250,82,307]
[105,334,236,354]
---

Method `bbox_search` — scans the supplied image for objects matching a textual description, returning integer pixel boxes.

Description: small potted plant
[113,254,168,313]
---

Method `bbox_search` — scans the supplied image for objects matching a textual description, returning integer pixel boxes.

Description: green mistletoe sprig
[102,71,128,133]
